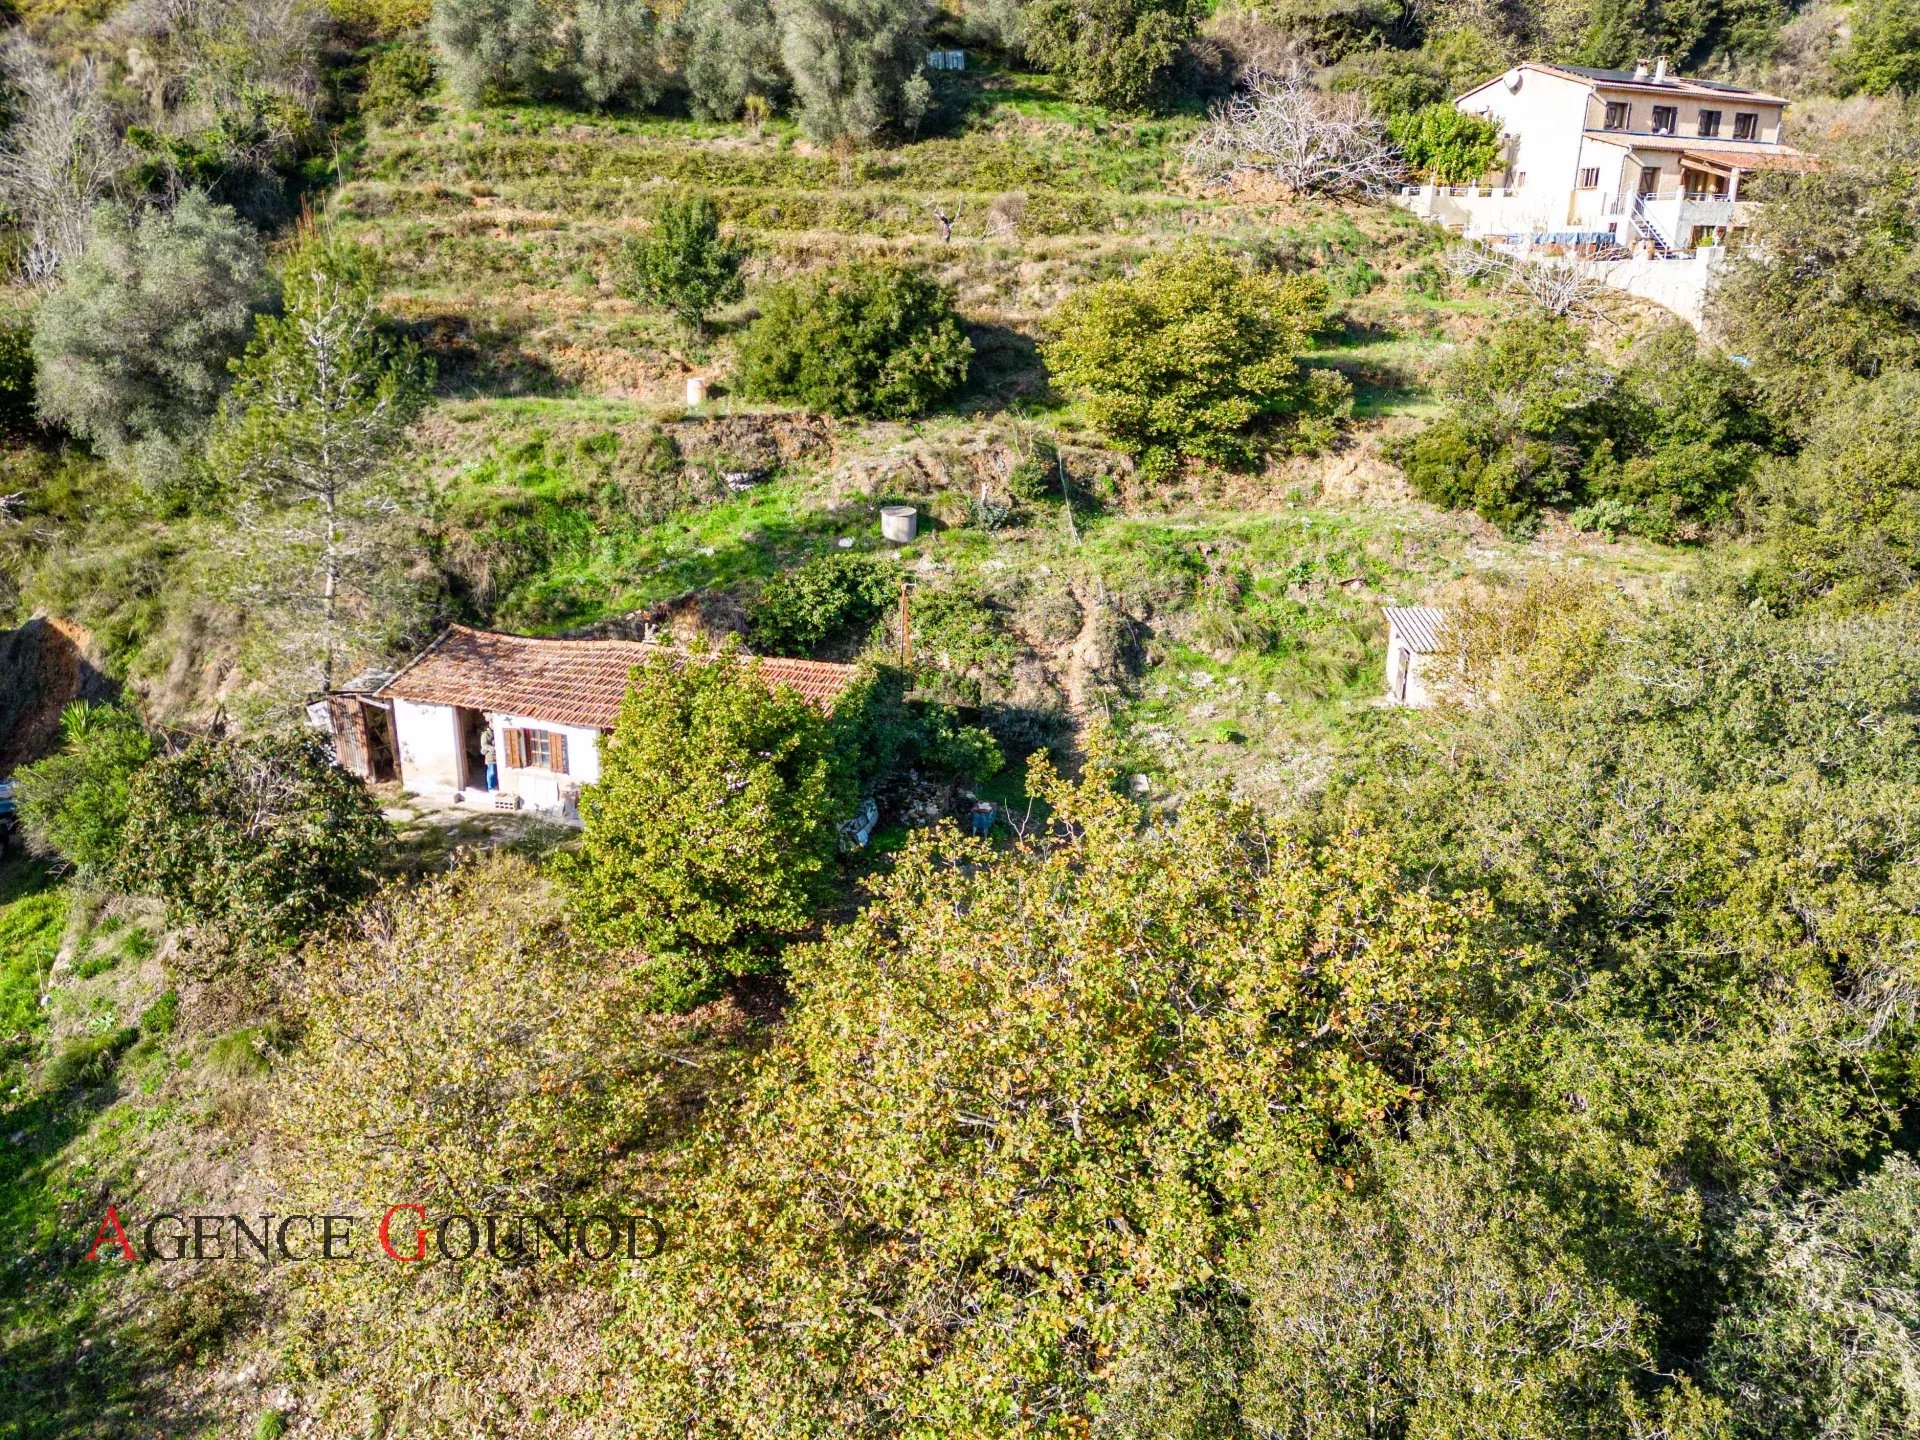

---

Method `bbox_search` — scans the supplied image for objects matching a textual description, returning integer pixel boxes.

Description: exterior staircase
[1630,196,1682,258]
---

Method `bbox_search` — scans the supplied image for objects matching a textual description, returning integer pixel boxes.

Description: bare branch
[1185,62,1402,199]
[1449,242,1608,319]
[0,36,129,279]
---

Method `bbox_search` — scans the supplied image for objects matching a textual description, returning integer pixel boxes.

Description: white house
[1396,60,1813,318]
[348,625,858,822]
[1384,606,1448,708]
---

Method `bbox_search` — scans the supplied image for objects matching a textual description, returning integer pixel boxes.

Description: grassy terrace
[332,66,1686,789]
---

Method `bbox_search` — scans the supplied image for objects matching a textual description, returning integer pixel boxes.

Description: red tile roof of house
[1678,144,1818,172]
[377,625,860,729]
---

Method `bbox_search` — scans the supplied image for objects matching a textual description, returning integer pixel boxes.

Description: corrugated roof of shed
[1384,606,1448,655]
[378,625,859,729]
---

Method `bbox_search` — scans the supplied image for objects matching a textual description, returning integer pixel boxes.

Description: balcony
[1679,194,1735,227]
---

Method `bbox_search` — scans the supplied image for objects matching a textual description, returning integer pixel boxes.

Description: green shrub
[569,644,853,1008]
[749,552,897,655]
[614,194,746,336]
[829,667,1003,790]
[1044,242,1350,480]
[1704,1158,1920,1437]
[1387,104,1502,183]
[13,702,158,875]
[1394,316,1773,537]
[907,588,1019,706]
[1024,0,1201,113]
[0,311,35,435]
[139,988,180,1037]
[738,262,973,419]
[362,40,438,123]
[1838,0,1920,94]
[116,732,390,955]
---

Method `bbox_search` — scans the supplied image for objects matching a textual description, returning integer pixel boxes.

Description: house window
[1697,109,1721,137]
[1578,167,1600,189]
[506,728,570,774]
[1651,105,1678,134]
[1733,111,1759,139]
[1603,101,1631,131]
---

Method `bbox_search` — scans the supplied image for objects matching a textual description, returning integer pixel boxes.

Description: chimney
[1633,59,1650,80]
[1654,56,1669,81]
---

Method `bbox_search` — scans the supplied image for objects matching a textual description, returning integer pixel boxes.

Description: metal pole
[1059,454,1079,544]
[901,579,911,668]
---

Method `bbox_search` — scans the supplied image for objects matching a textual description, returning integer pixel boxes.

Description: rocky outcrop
[0,616,116,774]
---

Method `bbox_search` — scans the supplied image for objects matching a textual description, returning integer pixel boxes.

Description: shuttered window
[505,728,570,774]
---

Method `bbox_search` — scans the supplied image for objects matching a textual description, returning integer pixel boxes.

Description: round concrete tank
[881,505,919,543]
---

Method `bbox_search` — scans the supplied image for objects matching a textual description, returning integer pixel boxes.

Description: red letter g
[379,1204,427,1262]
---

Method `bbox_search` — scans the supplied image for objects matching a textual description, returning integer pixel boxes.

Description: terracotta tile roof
[1679,144,1818,172]
[378,625,860,729]
[1385,606,1448,655]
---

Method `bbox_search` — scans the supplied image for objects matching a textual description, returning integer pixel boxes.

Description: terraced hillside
[332,67,1687,792]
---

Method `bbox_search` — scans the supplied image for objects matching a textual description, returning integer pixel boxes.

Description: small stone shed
[1383,606,1448,708]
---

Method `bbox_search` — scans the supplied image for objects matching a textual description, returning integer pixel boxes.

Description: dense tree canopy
[1711,119,1920,421]
[615,754,1502,1434]
[1024,0,1203,113]
[1395,315,1774,537]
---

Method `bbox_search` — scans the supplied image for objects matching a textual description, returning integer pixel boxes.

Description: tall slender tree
[209,224,430,690]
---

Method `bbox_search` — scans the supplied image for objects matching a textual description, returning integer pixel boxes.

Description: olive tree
[774,0,935,144]
[32,193,273,469]
[678,0,787,120]
[430,0,568,105]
